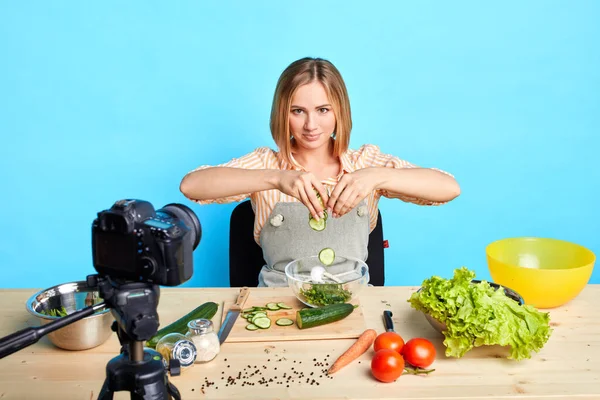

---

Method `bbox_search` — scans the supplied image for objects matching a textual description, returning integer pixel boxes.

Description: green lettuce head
[408,267,553,360]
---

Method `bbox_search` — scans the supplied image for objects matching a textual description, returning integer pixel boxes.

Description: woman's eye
[319,108,330,113]
[291,109,303,115]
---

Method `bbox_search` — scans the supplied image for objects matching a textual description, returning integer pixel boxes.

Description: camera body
[92,199,201,286]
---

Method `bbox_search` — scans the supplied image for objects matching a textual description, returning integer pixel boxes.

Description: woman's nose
[304,113,318,131]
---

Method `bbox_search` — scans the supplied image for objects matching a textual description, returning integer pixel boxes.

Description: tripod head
[89,275,160,356]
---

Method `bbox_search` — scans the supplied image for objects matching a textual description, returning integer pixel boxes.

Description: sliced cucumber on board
[276,318,294,326]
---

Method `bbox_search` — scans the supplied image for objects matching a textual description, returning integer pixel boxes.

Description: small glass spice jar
[186,318,220,363]
[155,332,197,370]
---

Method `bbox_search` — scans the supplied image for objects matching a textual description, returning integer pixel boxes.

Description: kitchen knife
[218,286,250,344]
[383,310,394,332]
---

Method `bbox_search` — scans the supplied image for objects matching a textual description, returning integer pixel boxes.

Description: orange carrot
[327,329,378,375]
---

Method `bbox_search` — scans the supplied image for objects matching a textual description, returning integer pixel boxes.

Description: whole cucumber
[146,301,219,348]
[296,303,354,329]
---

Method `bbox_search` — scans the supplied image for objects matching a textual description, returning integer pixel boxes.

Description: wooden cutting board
[220,295,368,343]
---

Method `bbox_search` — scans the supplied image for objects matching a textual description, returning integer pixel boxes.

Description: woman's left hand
[327,168,379,218]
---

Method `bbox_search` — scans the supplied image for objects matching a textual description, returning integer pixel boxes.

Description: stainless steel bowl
[26,281,113,350]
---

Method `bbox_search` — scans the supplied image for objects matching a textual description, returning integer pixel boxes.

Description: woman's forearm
[374,167,461,202]
[180,167,281,201]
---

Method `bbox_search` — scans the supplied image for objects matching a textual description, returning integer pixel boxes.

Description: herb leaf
[300,284,352,306]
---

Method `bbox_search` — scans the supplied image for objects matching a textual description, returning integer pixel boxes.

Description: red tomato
[371,349,405,383]
[402,338,436,368]
[373,331,405,354]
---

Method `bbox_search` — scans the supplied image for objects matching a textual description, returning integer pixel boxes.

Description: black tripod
[0,275,181,400]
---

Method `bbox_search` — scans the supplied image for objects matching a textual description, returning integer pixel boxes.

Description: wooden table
[0,285,598,399]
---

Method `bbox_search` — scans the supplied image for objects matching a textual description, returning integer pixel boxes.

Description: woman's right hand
[277,171,329,221]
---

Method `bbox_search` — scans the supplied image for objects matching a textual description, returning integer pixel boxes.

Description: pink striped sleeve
[358,144,453,206]
[185,147,275,205]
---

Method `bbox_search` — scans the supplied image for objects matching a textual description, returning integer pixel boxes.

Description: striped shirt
[185,144,450,244]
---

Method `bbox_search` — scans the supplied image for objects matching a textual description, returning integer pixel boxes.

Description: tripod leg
[97,379,114,400]
[166,380,181,400]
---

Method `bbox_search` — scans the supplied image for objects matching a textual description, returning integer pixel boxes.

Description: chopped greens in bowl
[285,255,368,308]
[300,283,353,306]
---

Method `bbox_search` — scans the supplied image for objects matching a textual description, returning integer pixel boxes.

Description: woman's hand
[277,171,330,220]
[327,168,379,218]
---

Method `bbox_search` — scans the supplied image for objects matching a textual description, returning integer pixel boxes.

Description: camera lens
[161,203,201,250]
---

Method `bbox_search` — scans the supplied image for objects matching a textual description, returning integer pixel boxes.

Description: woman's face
[289,81,336,152]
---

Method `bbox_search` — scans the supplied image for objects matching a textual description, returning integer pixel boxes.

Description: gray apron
[257,194,371,287]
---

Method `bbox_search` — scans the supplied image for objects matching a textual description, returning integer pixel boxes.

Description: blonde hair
[270,57,352,165]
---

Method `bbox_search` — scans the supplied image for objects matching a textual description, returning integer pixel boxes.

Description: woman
[180,57,460,287]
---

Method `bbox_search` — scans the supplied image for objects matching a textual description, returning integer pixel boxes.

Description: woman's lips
[302,133,322,142]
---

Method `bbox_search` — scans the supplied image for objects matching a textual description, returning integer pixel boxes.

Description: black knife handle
[383,310,394,332]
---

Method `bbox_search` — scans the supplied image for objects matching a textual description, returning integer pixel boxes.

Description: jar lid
[188,318,214,335]
[172,339,197,367]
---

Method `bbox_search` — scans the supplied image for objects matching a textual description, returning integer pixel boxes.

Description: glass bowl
[284,255,369,308]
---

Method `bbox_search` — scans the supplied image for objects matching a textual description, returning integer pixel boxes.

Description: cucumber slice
[245,323,259,331]
[309,217,326,231]
[266,302,280,311]
[276,302,292,310]
[251,313,268,323]
[308,209,328,220]
[243,308,255,313]
[315,190,325,208]
[318,247,336,266]
[276,318,294,326]
[253,317,271,329]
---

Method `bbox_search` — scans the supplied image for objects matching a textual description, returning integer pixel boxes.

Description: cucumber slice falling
[318,247,335,266]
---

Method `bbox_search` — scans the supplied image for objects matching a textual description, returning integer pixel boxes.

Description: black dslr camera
[92,199,201,286]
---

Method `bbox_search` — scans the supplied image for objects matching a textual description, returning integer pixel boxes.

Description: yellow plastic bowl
[486,237,595,309]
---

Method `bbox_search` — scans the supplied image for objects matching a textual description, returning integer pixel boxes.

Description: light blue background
[1,1,598,289]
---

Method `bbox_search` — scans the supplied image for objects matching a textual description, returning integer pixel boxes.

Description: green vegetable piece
[318,248,335,266]
[146,302,219,348]
[276,318,295,326]
[296,303,354,329]
[41,307,69,318]
[276,302,292,310]
[253,317,271,329]
[309,217,326,231]
[300,283,352,306]
[250,312,268,323]
[408,267,553,360]
[245,323,259,331]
